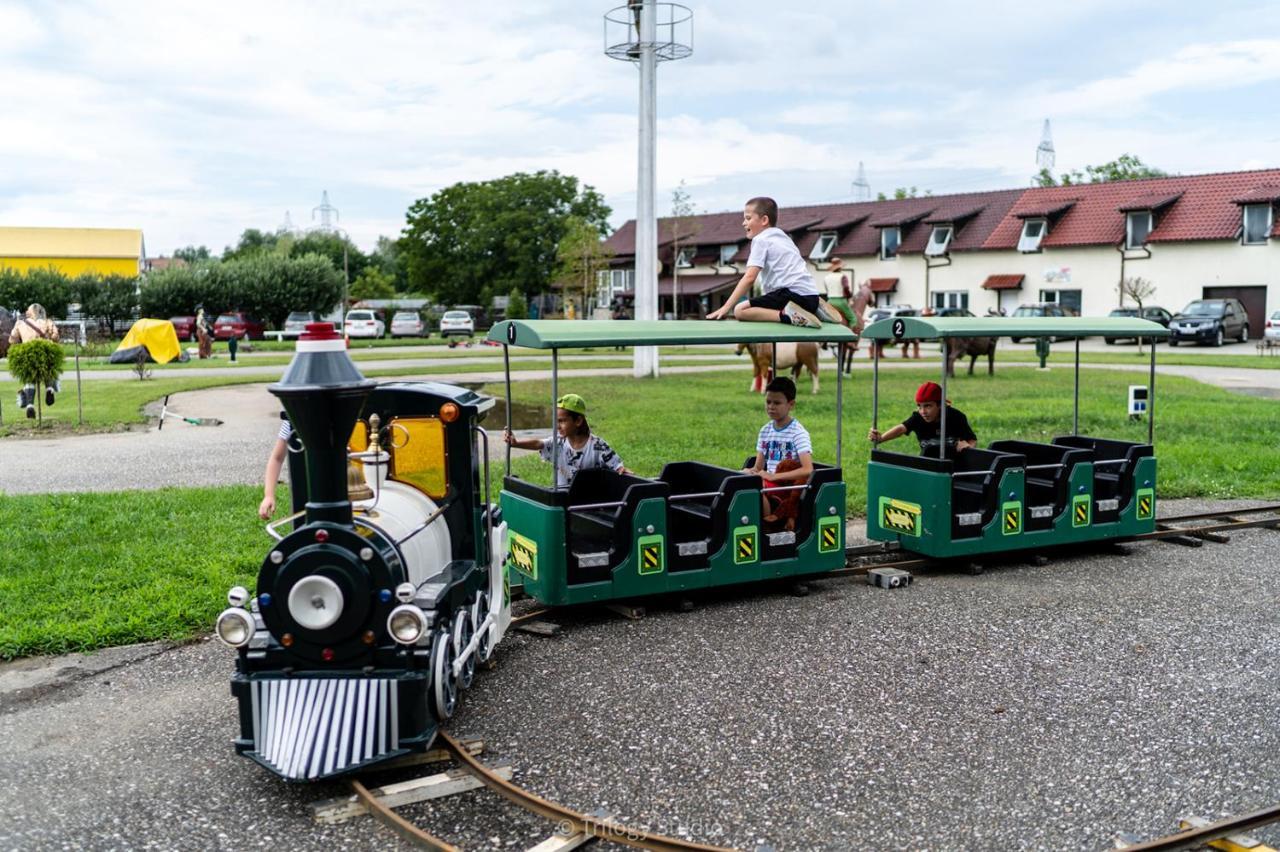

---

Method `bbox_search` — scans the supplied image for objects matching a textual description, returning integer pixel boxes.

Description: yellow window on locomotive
[388,417,450,499]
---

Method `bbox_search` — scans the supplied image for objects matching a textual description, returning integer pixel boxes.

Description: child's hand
[706,305,729,320]
[868,428,881,443]
[258,495,276,520]
[503,429,516,446]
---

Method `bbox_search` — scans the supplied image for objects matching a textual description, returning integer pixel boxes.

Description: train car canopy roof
[861,316,1169,341]
[489,319,857,349]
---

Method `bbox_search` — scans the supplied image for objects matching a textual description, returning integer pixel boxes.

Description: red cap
[301,321,340,341]
[915,381,942,404]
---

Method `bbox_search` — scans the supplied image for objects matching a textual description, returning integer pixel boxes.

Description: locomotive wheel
[430,629,457,720]
[473,593,494,663]
[452,610,476,690]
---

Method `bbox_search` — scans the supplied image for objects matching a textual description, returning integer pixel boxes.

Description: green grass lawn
[5,366,1277,660]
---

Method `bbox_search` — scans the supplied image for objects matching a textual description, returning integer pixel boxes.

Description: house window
[809,231,838,261]
[924,225,953,257]
[1018,218,1046,252]
[1126,211,1152,249]
[719,244,739,265]
[880,227,900,260]
[675,247,695,268]
[931,291,968,311]
[1244,204,1272,245]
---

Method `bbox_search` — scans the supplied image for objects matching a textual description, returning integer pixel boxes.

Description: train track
[349,731,734,851]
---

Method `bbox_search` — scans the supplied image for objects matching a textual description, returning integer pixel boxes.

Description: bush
[0,266,73,318]
[506,288,527,320]
[8,339,64,386]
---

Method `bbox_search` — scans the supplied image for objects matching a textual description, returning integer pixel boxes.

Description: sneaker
[817,300,845,325]
[26,405,35,419]
[46,387,55,406]
[783,302,822,329]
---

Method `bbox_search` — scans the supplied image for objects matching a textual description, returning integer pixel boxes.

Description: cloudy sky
[2,1,1279,256]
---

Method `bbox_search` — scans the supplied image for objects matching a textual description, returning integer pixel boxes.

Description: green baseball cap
[556,393,587,415]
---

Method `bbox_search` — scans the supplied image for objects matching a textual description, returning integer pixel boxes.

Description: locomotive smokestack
[269,323,376,525]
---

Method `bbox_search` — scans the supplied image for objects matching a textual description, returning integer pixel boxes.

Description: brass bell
[347,459,374,501]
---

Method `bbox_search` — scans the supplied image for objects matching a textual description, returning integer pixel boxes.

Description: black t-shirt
[903,406,976,458]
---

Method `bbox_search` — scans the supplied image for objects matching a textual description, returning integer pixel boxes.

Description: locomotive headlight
[288,575,344,631]
[215,608,256,648]
[387,605,426,645]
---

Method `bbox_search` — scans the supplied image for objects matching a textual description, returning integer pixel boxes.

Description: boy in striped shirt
[744,376,814,518]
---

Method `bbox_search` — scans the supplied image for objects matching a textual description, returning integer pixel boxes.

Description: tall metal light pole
[605,2,692,378]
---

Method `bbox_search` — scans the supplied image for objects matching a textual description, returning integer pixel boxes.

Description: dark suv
[1009,302,1070,343]
[1169,298,1249,347]
[1104,306,1172,344]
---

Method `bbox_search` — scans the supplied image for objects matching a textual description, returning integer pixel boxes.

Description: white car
[390,311,426,338]
[344,310,385,339]
[439,310,475,338]
[1267,310,1280,342]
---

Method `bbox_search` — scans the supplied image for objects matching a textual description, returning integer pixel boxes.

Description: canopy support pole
[1073,338,1081,435]
[939,340,948,460]
[1148,343,1156,445]
[835,350,844,469]
[503,344,513,477]
[771,342,777,383]
[551,349,559,489]
[871,343,879,437]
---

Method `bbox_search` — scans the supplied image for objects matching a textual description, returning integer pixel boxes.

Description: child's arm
[868,424,907,444]
[707,267,760,320]
[259,437,289,520]
[767,452,813,483]
[743,451,766,474]
[503,429,544,451]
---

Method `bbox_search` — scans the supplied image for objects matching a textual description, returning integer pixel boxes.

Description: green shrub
[7,339,64,386]
[507,288,527,320]
[0,266,73,318]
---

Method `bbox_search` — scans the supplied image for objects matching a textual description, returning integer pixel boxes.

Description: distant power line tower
[278,210,295,234]
[851,161,871,201]
[1036,119,1056,171]
[311,190,339,233]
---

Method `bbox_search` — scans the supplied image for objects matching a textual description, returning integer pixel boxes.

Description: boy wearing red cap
[867,381,976,458]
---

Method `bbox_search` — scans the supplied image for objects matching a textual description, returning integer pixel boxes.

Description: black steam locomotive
[214,324,510,781]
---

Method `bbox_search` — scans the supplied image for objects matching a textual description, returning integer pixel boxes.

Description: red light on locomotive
[315,529,329,543]
[322,647,335,662]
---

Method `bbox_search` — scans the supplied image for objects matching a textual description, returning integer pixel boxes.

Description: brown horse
[944,336,997,377]
[737,341,821,394]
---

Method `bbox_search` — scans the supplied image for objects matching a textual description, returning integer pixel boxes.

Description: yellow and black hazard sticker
[1001,501,1022,536]
[507,531,538,580]
[1072,494,1091,528]
[503,571,511,605]
[818,516,841,553]
[878,497,922,537]
[1135,488,1154,520]
[733,524,758,565]
[637,534,665,575]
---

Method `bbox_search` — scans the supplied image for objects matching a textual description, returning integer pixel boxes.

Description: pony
[736,341,821,395]
[944,336,997,377]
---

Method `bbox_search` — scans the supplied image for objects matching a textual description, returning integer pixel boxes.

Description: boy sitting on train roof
[868,381,977,459]
[705,196,840,329]
[743,376,814,526]
[504,393,630,488]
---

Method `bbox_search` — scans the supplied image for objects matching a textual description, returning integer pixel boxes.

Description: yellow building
[0,226,144,277]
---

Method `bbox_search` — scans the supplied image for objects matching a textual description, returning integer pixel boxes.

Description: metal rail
[351,778,460,851]
[1122,803,1280,850]
[438,731,733,852]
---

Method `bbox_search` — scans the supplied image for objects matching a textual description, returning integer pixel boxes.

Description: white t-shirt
[756,418,813,474]
[541,433,625,488]
[746,227,820,297]
[823,270,848,299]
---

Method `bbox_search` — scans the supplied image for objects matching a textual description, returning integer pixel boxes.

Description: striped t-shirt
[756,418,812,474]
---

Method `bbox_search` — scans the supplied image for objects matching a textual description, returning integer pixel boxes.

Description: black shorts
[748,288,821,313]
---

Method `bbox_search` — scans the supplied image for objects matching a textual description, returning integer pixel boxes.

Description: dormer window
[675,247,695,268]
[809,231,838,261]
[925,225,953,257]
[1018,218,1047,253]
[880,227,900,260]
[1244,204,1272,245]
[1126,211,1152,249]
[719,244,738,265]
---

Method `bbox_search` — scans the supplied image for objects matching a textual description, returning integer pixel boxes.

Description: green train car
[862,315,1167,559]
[488,319,857,606]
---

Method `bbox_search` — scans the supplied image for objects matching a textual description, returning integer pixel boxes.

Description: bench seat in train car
[1051,436,1156,527]
[988,440,1093,531]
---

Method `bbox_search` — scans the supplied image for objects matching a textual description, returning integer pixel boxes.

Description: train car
[487,319,857,606]
[213,323,511,781]
[861,315,1168,559]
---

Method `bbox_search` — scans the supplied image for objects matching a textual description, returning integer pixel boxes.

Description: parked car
[282,311,325,339]
[1009,302,1073,343]
[1169,298,1249,347]
[439,309,476,338]
[1104,306,1172,344]
[169,315,197,341]
[451,304,490,331]
[865,304,918,325]
[390,310,427,338]
[213,311,266,340]
[344,309,385,339]
[1266,310,1280,343]
[934,307,975,318]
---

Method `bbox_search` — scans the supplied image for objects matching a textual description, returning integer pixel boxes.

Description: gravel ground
[2,498,1279,851]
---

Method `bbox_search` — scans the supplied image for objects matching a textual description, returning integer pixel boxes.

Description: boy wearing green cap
[504,393,629,488]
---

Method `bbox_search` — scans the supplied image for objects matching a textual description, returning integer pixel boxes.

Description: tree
[138,254,343,327]
[77,273,138,333]
[1118,275,1158,354]
[668,180,700,319]
[554,216,615,318]
[876,186,928,201]
[401,170,611,306]
[0,266,73,318]
[222,229,282,261]
[289,231,368,281]
[7,339,63,424]
[371,236,410,292]
[1037,154,1168,187]
[506,287,527,320]
[349,267,396,302]
[173,245,212,264]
